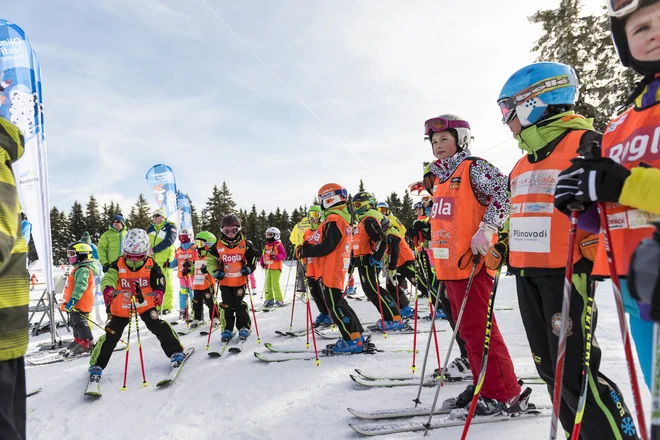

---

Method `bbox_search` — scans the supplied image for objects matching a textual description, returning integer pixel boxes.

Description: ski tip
[264,342,273,349]
[208,352,222,358]
[349,374,358,383]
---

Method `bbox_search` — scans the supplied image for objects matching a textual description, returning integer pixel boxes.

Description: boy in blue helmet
[554,0,660,396]
[495,61,635,438]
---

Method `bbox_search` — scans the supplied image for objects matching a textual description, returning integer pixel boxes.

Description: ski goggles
[195,239,214,249]
[66,250,77,258]
[124,252,146,262]
[608,0,642,17]
[413,202,423,210]
[378,207,388,214]
[308,210,322,220]
[266,233,275,238]
[221,226,240,237]
[497,98,517,124]
[423,117,470,136]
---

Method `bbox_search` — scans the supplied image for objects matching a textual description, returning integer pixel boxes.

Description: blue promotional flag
[176,191,193,236]
[145,164,178,222]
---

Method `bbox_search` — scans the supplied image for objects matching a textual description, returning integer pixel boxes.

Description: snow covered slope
[25,264,650,439]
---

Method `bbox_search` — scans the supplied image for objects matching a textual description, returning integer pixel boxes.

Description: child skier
[173,229,196,321]
[89,229,184,381]
[554,0,660,395]
[191,231,221,327]
[61,241,102,356]
[301,205,331,327]
[260,226,286,308]
[205,214,259,342]
[381,216,416,319]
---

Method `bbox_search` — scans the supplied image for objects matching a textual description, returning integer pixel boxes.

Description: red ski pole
[305,290,320,366]
[132,297,148,387]
[429,296,442,372]
[411,282,419,373]
[121,302,135,391]
[306,289,311,349]
[374,275,388,340]
[205,281,219,351]
[246,284,261,344]
[597,202,648,440]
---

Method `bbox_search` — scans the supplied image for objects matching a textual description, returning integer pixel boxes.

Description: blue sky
[4,0,604,217]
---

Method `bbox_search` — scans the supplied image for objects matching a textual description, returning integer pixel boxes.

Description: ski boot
[376,319,405,332]
[313,313,330,328]
[211,317,221,329]
[263,299,275,308]
[220,330,233,343]
[189,319,203,328]
[88,365,102,380]
[329,335,367,354]
[399,305,415,319]
[345,285,356,295]
[170,351,185,368]
[162,309,172,315]
[274,300,285,307]
[442,384,475,410]
[64,338,93,357]
[238,328,250,342]
[178,309,187,320]
[444,357,471,381]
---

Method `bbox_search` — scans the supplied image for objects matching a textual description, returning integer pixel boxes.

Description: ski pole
[372,264,388,339]
[423,254,481,435]
[460,268,502,440]
[305,286,320,366]
[121,302,135,391]
[206,281,219,351]
[246,284,261,344]
[318,281,337,333]
[429,294,442,374]
[597,201,648,440]
[411,279,420,373]
[413,281,445,407]
[289,280,297,331]
[549,208,580,440]
[83,314,128,345]
[283,253,294,300]
[132,297,148,387]
[262,267,269,300]
[306,282,311,349]
[570,279,596,440]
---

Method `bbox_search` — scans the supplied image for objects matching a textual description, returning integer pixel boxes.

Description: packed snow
[25,262,650,439]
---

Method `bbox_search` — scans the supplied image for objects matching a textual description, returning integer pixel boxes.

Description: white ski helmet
[123,228,150,261]
[265,227,281,241]
[424,114,473,150]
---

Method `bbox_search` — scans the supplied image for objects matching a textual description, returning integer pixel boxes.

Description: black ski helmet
[611,0,660,76]
[221,214,241,229]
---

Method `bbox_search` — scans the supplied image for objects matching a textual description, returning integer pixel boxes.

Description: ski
[27,346,124,366]
[208,333,235,358]
[348,408,550,435]
[315,326,438,340]
[156,347,195,387]
[352,368,544,384]
[262,303,289,313]
[176,324,204,336]
[350,374,440,388]
[199,325,221,336]
[26,388,42,397]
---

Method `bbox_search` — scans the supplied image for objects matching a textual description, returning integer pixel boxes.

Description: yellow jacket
[388,214,407,237]
[289,217,311,246]
[0,118,29,361]
[619,167,660,214]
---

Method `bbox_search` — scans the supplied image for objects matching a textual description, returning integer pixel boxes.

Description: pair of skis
[208,332,249,357]
[349,368,545,388]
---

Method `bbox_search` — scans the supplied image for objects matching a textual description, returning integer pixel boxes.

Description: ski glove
[163,259,171,270]
[579,234,599,262]
[368,256,383,269]
[200,265,208,274]
[64,297,78,312]
[103,286,115,306]
[214,270,225,281]
[153,289,164,307]
[102,264,109,273]
[133,281,145,304]
[555,158,631,216]
[485,232,508,271]
[471,222,498,256]
[387,269,397,284]
[182,266,191,277]
[241,266,252,275]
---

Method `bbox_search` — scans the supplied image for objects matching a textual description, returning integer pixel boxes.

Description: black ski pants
[320,282,364,340]
[357,265,401,321]
[295,260,306,293]
[517,273,638,439]
[385,261,420,309]
[307,277,327,315]
[90,308,183,369]
[69,311,93,341]
[219,285,251,332]
[192,288,216,321]
[0,357,25,440]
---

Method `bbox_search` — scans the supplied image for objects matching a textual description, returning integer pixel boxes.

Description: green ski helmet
[195,231,217,254]
[352,191,375,215]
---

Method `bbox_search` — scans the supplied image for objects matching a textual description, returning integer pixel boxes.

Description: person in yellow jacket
[147,207,177,314]
[0,117,29,440]
[376,201,407,237]
[290,214,311,294]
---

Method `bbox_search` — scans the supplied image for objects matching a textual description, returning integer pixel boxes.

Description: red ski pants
[444,267,520,401]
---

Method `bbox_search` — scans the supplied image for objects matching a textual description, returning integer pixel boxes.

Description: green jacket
[98,224,127,266]
[147,220,177,264]
[0,118,29,361]
[70,260,102,301]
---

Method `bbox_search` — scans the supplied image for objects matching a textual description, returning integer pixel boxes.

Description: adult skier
[497,62,635,437]
[147,208,177,314]
[554,0,660,393]
[423,113,520,414]
[90,229,185,381]
[97,214,127,272]
[260,226,287,308]
[204,214,259,342]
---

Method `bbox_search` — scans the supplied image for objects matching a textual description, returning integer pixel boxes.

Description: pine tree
[218,181,237,215]
[529,0,639,130]
[128,194,152,231]
[188,194,202,235]
[85,195,103,243]
[385,192,403,216]
[50,207,69,265]
[399,190,415,230]
[242,205,259,245]
[358,179,365,192]
[279,209,292,257]
[67,201,87,245]
[254,210,268,252]
[203,185,224,237]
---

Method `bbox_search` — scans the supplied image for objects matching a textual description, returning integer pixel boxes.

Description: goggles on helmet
[67,250,77,258]
[222,226,240,238]
[378,207,388,214]
[424,117,470,137]
[607,0,641,17]
[125,252,146,262]
[266,233,275,238]
[195,239,213,249]
[497,98,518,124]
[413,202,424,210]
[308,210,321,220]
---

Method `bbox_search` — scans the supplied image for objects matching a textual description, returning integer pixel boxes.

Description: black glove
[133,281,145,304]
[102,264,109,273]
[163,259,170,270]
[241,266,252,275]
[555,158,630,216]
[200,265,208,274]
[182,266,191,277]
[182,260,191,269]
[214,270,225,281]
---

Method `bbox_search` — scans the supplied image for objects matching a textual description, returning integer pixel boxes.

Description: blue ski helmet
[497,62,579,128]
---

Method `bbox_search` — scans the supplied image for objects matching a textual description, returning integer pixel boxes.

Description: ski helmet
[424,114,473,150]
[376,201,390,216]
[380,216,391,232]
[609,0,660,77]
[413,201,424,210]
[194,231,217,251]
[352,191,375,215]
[220,214,241,239]
[308,204,324,221]
[179,229,191,244]
[122,229,150,261]
[67,242,93,265]
[497,62,579,128]
[318,183,348,210]
[266,226,281,241]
